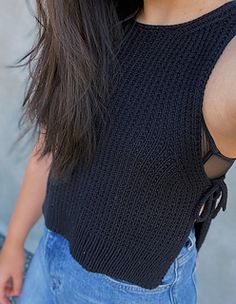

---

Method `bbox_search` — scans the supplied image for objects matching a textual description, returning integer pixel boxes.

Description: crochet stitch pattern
[42,1,236,289]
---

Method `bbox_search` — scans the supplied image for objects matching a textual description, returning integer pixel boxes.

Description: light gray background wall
[0,1,235,304]
[0,1,44,249]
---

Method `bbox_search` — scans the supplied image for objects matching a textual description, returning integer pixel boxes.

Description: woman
[0,0,236,303]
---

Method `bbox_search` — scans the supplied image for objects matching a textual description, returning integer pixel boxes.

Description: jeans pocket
[101,258,177,294]
[177,227,197,266]
[172,246,198,304]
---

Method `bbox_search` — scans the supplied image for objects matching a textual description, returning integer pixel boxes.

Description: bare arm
[0,133,52,302]
[4,134,52,249]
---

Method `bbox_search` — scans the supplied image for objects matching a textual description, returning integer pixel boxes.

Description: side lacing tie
[195,175,228,223]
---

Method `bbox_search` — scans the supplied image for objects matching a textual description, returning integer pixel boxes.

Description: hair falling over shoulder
[15,0,143,181]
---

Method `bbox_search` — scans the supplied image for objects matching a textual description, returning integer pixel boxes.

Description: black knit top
[42,1,236,289]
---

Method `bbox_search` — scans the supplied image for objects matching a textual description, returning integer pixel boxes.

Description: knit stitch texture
[42,1,236,289]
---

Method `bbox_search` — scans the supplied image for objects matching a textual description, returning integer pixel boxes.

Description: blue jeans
[16,224,198,304]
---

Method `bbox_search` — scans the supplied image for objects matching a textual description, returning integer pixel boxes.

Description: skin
[0,1,236,302]
[0,134,52,303]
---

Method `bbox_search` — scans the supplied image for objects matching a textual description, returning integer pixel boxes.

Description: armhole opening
[201,121,235,179]
[197,26,236,183]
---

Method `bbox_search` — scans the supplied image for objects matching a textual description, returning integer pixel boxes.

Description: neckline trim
[134,1,236,30]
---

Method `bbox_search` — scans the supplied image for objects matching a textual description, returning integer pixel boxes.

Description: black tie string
[195,175,228,223]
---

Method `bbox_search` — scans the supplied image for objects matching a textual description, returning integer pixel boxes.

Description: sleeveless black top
[42,1,236,289]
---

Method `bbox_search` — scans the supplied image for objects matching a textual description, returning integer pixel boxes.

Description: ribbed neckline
[134,1,236,30]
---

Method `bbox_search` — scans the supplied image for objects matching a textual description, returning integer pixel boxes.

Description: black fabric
[201,120,235,179]
[42,1,236,289]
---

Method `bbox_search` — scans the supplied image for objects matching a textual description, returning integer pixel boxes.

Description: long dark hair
[15,0,143,181]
